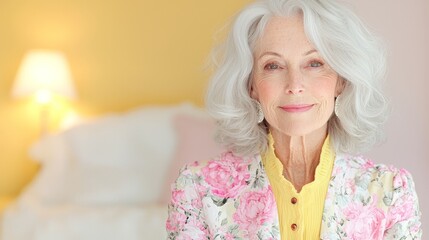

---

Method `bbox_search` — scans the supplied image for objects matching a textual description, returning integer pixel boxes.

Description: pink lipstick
[280,104,314,113]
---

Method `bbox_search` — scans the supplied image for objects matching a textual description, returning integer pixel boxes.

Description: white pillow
[21,104,193,205]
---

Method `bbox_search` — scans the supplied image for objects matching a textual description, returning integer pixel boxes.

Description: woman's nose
[284,69,304,94]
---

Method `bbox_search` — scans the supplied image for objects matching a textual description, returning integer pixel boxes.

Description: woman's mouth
[279,104,314,113]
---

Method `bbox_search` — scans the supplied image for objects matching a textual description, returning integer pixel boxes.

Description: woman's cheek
[256,84,276,101]
[316,97,332,121]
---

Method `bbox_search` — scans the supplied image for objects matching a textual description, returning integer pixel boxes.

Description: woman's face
[251,15,343,137]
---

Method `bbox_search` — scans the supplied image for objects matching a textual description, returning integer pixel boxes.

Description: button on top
[291,223,298,231]
[291,197,297,204]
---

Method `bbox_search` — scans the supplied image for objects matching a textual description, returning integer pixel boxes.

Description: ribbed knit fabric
[262,135,334,240]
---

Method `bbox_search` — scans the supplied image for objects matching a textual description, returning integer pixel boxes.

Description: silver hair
[205,0,388,156]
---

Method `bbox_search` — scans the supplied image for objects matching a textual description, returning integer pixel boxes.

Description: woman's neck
[270,126,328,192]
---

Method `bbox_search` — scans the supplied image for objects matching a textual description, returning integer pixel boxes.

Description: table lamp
[11,50,76,134]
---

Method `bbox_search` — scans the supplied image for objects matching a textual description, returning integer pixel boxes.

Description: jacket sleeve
[384,168,422,239]
[166,165,209,240]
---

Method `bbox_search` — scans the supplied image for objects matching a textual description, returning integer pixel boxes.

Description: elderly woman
[166,0,422,239]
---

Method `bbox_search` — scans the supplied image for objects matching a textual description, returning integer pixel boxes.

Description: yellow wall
[0,0,251,197]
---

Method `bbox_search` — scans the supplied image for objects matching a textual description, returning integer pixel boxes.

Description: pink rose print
[345,179,356,195]
[202,152,250,199]
[171,189,186,205]
[187,217,209,236]
[224,232,235,240]
[410,223,421,235]
[362,160,375,170]
[344,197,386,240]
[189,160,199,167]
[167,209,209,238]
[386,194,414,229]
[393,168,409,189]
[191,198,203,210]
[166,210,187,233]
[233,187,276,238]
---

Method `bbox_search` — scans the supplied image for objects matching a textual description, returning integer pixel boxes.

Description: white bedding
[0,103,222,240]
[2,196,167,240]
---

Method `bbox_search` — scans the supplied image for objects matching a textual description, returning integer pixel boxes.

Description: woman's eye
[309,61,323,68]
[264,63,280,70]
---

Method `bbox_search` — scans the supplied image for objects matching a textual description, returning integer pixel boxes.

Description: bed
[0,103,224,240]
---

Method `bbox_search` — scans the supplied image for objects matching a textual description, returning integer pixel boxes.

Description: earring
[256,102,264,123]
[334,95,341,119]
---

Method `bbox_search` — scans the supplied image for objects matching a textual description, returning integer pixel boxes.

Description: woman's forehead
[254,16,315,58]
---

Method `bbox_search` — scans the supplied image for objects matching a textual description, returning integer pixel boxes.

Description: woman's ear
[335,77,346,97]
[249,82,259,100]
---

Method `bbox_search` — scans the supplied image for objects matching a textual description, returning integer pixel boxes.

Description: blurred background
[0,0,251,198]
[0,0,427,236]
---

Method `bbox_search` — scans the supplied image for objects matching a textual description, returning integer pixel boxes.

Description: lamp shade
[12,50,76,100]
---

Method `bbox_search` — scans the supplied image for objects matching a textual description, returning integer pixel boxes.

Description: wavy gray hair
[206,0,388,156]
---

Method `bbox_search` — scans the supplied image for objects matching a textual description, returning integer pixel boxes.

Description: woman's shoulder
[327,154,422,238]
[173,150,267,201]
[174,151,260,188]
[333,153,416,194]
[179,151,258,173]
[335,153,412,176]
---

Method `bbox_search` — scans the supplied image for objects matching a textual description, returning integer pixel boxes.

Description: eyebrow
[257,51,282,60]
[303,49,317,56]
[257,49,318,60]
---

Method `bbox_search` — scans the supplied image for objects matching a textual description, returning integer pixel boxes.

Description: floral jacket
[166,152,422,239]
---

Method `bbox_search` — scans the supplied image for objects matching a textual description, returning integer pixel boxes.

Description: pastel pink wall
[343,0,429,234]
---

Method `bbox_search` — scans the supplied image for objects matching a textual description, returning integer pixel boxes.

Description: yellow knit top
[262,135,335,240]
